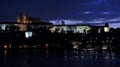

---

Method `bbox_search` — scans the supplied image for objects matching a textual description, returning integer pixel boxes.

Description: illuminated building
[89,22,110,33]
[49,24,91,34]
[104,22,110,32]
[17,12,41,24]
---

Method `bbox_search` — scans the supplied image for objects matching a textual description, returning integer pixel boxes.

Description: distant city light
[25,31,32,38]
[4,45,7,49]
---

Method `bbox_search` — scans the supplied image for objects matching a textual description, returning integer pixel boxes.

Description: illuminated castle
[17,12,41,23]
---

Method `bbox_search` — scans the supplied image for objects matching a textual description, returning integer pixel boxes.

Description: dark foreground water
[0,49,120,67]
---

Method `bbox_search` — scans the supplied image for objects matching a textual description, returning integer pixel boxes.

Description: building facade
[17,13,41,24]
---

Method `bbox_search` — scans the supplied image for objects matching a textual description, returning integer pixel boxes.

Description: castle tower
[61,20,65,25]
[17,13,22,23]
[22,12,28,23]
[105,22,109,27]
[104,22,110,32]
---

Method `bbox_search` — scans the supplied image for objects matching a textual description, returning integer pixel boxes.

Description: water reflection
[3,50,7,58]
[45,49,49,58]
[1,49,120,67]
[69,50,115,60]
[2,49,117,60]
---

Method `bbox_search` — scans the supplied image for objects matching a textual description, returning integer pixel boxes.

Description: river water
[0,49,120,67]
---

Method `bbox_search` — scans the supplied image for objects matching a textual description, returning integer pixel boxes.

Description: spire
[22,12,28,23]
[23,11,28,17]
[61,20,65,25]
[104,22,109,27]
[17,12,22,23]
[18,12,22,17]
[104,22,110,32]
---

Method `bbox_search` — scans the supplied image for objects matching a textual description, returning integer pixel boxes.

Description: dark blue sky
[1,0,120,23]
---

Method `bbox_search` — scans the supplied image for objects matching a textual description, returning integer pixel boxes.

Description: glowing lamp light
[45,43,49,48]
[4,45,7,49]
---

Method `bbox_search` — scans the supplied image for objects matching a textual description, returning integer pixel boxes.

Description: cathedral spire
[22,12,28,23]
[104,22,109,27]
[17,12,22,23]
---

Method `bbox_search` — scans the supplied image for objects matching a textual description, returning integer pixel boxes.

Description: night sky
[1,0,120,28]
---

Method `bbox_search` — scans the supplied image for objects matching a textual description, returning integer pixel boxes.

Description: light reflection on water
[1,49,120,67]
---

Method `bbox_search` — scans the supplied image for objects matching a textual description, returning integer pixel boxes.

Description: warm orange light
[45,43,49,48]
[4,45,7,49]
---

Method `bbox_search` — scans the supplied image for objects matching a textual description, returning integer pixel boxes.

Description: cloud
[92,0,107,4]
[49,17,120,28]
[101,12,110,14]
[82,11,93,14]
[109,23,120,28]
[49,20,84,25]
[81,11,111,16]
[108,17,120,22]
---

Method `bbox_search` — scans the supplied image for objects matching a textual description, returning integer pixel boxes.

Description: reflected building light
[95,56,98,59]
[106,52,110,56]
[95,52,98,55]
[45,43,49,48]
[4,50,7,58]
[90,51,94,55]
[81,51,84,55]
[64,56,67,59]
[111,52,115,56]
[105,56,109,59]
[112,56,115,59]
[90,56,92,59]
[111,52,115,59]
[45,49,48,57]
[76,51,79,54]
[104,52,110,59]
[81,56,84,59]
